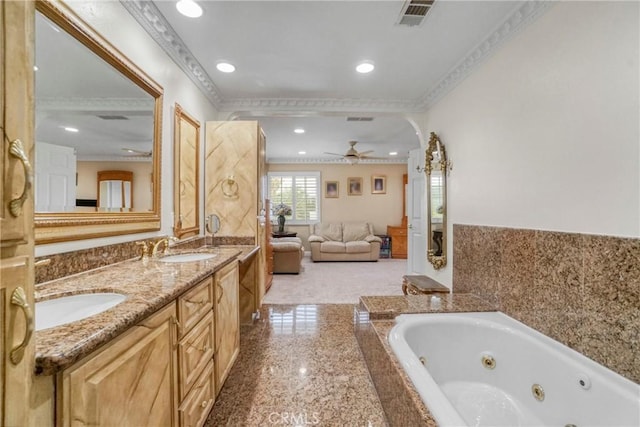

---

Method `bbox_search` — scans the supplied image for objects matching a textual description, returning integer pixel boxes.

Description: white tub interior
[389,312,640,427]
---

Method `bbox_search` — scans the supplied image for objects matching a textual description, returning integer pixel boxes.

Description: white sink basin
[36,293,127,331]
[158,253,217,263]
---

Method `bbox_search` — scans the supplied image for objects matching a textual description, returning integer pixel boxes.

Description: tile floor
[205,304,388,427]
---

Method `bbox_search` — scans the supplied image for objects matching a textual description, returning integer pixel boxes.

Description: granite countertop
[359,293,496,320]
[35,246,248,376]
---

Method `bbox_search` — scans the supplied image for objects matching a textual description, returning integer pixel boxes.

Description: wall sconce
[221,175,239,198]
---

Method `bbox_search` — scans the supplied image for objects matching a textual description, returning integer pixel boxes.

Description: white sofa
[308,222,381,262]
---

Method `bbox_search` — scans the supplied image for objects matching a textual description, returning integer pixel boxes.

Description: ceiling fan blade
[122,148,152,156]
[323,152,346,157]
[357,150,374,156]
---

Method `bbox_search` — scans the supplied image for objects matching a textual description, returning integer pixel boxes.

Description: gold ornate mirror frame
[34,0,163,244]
[425,132,447,270]
[173,103,200,239]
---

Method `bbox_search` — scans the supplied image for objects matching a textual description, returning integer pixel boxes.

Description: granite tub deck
[35,246,256,375]
[355,294,496,426]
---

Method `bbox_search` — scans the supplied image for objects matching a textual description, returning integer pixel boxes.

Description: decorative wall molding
[119,0,223,107]
[220,97,422,114]
[121,0,551,114]
[37,97,154,112]
[267,157,408,165]
[418,0,553,109]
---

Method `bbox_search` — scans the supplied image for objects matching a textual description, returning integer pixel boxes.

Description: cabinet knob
[201,400,208,408]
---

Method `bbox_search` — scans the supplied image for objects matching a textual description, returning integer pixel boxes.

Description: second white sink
[158,253,217,263]
[36,293,127,331]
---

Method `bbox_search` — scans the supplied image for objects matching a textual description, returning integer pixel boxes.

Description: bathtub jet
[388,312,639,427]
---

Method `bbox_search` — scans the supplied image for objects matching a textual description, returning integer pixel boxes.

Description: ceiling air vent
[346,117,374,122]
[97,115,129,120]
[397,0,434,27]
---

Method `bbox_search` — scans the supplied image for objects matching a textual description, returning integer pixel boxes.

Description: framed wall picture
[371,175,386,194]
[347,177,363,196]
[325,181,339,198]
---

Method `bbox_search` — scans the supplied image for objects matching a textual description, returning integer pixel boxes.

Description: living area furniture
[272,237,304,274]
[272,231,297,238]
[386,174,408,259]
[308,222,382,262]
[376,234,391,258]
[402,275,449,295]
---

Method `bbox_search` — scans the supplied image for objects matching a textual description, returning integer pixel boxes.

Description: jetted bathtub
[388,312,640,427]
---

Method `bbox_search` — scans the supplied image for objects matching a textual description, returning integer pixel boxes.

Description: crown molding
[267,157,408,165]
[418,0,553,109]
[119,0,223,107]
[122,0,550,114]
[220,97,421,114]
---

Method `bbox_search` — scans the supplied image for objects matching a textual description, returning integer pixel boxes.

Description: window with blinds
[268,172,320,224]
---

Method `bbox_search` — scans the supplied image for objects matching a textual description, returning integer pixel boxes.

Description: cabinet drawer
[178,277,213,337]
[178,359,215,427]
[178,311,214,401]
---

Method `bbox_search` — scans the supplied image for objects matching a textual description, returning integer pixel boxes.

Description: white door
[408,148,426,274]
[35,141,76,212]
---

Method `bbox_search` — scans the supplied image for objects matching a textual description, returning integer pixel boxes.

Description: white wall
[36,1,219,256]
[422,2,640,284]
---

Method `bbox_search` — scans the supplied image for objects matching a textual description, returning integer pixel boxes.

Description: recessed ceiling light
[64,127,79,133]
[216,62,236,73]
[356,61,375,74]
[33,66,39,71]
[389,151,398,156]
[294,128,305,134]
[298,151,306,155]
[176,0,202,18]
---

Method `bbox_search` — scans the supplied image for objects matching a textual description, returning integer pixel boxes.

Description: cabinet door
[61,303,178,427]
[1,256,33,427]
[1,2,35,426]
[1,0,33,247]
[178,360,215,427]
[177,277,213,338]
[178,311,214,401]
[214,261,239,394]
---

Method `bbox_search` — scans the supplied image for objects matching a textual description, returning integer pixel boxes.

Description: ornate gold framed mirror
[425,132,448,270]
[173,103,200,239]
[34,0,163,244]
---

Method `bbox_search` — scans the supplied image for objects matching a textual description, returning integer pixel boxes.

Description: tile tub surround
[453,224,640,384]
[354,295,497,426]
[205,304,388,426]
[359,293,496,320]
[34,247,242,375]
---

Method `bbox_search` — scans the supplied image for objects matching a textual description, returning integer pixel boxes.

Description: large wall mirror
[425,132,448,270]
[34,0,163,244]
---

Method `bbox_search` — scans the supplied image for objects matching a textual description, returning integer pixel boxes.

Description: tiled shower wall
[453,224,639,384]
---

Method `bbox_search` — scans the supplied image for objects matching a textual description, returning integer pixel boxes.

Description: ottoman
[272,237,304,274]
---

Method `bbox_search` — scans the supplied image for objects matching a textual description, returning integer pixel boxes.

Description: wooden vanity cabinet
[38,265,240,427]
[214,261,240,394]
[59,303,179,427]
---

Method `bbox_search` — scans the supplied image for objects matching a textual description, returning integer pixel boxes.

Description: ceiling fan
[324,140,383,164]
[121,148,152,157]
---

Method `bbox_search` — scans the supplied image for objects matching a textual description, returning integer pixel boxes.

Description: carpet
[263,255,407,304]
